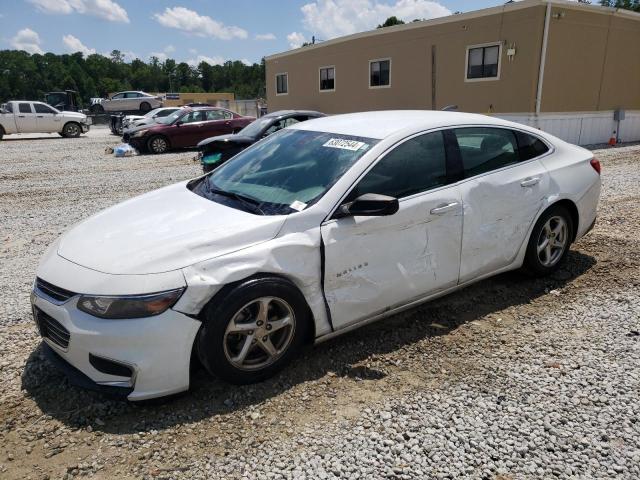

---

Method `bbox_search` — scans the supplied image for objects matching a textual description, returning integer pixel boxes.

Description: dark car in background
[196,110,325,172]
[123,107,254,154]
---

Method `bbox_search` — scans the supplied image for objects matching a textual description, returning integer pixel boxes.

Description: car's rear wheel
[197,277,310,384]
[147,135,169,154]
[62,122,81,138]
[523,205,573,276]
[91,104,104,113]
[140,102,151,113]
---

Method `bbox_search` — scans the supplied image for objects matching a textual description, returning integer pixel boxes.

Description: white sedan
[31,111,601,400]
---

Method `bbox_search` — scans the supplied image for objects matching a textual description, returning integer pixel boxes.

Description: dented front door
[321,186,462,330]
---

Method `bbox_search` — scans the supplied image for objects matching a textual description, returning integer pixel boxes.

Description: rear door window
[205,110,228,121]
[453,127,519,178]
[347,131,448,201]
[34,103,56,114]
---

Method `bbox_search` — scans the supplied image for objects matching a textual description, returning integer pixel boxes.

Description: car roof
[289,110,529,140]
[264,110,325,119]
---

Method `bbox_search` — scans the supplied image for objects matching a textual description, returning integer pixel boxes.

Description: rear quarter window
[516,131,550,160]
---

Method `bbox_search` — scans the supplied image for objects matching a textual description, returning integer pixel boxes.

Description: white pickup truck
[0,100,91,140]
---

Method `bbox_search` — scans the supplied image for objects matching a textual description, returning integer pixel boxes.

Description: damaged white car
[32,111,601,400]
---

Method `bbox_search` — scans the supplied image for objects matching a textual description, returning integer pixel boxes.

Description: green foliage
[377,16,405,28]
[598,0,640,10]
[0,50,266,105]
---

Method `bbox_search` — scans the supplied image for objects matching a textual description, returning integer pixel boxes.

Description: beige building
[265,0,640,145]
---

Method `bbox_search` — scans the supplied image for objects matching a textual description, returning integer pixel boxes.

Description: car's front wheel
[523,205,574,276]
[147,135,169,154]
[62,122,81,138]
[197,277,310,384]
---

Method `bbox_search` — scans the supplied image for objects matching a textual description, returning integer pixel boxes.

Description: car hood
[125,123,160,135]
[198,134,255,148]
[62,111,87,120]
[57,181,286,275]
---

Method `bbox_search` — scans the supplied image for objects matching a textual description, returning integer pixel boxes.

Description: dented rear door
[453,127,551,283]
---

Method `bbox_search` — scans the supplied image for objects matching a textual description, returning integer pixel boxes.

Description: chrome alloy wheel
[537,216,568,267]
[223,297,296,371]
[150,137,168,153]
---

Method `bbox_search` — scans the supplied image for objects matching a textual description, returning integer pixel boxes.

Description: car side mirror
[334,193,399,219]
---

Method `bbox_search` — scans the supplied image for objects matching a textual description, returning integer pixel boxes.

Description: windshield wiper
[202,179,265,215]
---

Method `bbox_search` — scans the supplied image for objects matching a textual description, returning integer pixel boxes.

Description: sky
[2,0,517,66]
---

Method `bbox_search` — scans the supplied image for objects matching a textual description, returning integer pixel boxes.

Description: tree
[0,50,266,104]
[377,16,405,28]
[599,0,640,10]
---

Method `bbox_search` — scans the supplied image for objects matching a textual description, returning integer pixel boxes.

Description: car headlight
[131,129,149,138]
[77,288,184,319]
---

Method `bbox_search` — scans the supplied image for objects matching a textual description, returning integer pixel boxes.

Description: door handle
[18,115,25,118]
[520,177,541,187]
[430,202,460,215]
[37,115,43,118]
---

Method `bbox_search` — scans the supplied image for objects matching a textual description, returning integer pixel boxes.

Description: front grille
[34,307,70,349]
[35,278,76,304]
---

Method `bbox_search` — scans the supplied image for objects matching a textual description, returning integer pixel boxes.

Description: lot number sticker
[323,138,367,151]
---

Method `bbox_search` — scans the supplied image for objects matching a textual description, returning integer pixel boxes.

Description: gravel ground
[0,128,638,479]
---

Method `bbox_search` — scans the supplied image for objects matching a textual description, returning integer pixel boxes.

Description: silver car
[93,91,163,113]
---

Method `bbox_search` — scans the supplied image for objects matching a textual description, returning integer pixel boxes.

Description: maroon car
[123,107,254,154]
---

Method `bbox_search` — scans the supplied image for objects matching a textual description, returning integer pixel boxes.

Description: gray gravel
[0,129,638,479]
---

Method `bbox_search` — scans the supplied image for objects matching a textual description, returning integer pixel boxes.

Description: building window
[276,73,288,95]
[319,66,335,91]
[369,59,390,88]
[466,43,501,81]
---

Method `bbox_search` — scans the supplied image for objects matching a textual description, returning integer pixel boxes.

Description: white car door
[15,102,38,133]
[34,103,62,132]
[453,127,552,283]
[124,92,140,110]
[321,131,463,330]
[106,93,126,112]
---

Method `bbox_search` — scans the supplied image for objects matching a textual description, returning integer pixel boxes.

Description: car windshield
[157,109,185,125]
[238,117,274,137]
[192,129,379,215]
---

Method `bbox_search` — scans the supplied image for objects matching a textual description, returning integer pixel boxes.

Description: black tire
[147,135,169,154]
[58,132,64,137]
[0,129,4,141]
[91,104,104,114]
[139,102,151,113]
[62,122,81,138]
[522,205,574,276]
[197,277,311,384]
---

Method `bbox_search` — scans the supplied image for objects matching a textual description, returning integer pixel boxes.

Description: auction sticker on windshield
[322,138,367,151]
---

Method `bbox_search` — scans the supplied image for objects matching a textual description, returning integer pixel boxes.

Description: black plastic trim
[89,354,133,378]
[41,343,133,400]
[319,236,335,332]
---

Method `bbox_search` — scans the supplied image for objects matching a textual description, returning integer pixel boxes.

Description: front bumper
[126,136,146,150]
[31,285,201,401]
[81,124,90,133]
